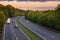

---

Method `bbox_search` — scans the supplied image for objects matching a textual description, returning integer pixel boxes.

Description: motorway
[19,16,60,40]
[3,18,29,40]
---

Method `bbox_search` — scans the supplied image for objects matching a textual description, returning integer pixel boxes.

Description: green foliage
[16,18,42,40]
[25,4,60,31]
[6,5,15,17]
[0,4,26,33]
[13,8,26,17]
[0,11,6,31]
[56,4,60,11]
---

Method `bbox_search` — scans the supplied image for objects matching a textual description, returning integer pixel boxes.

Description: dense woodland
[25,4,60,31]
[0,4,60,35]
[0,4,26,34]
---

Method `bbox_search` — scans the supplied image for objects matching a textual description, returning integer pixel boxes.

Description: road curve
[3,24,17,40]
[11,18,30,40]
[19,16,60,40]
[3,18,30,40]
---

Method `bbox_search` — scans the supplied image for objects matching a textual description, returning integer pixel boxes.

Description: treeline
[0,4,7,32]
[0,4,25,33]
[25,4,60,31]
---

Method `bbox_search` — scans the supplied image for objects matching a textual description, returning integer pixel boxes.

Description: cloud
[0,1,60,10]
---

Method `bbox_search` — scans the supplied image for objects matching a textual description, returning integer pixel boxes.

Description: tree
[0,11,6,31]
[56,4,60,11]
[6,5,15,17]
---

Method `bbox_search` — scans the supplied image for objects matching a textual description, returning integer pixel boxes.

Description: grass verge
[16,18,43,40]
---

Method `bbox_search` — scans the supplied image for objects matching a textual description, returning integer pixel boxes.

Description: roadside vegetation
[0,3,60,39]
[0,4,25,39]
[25,4,60,31]
[16,18,43,40]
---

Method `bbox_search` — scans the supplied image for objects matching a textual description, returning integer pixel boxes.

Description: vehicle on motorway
[12,20,15,23]
[15,24,18,29]
[6,18,11,24]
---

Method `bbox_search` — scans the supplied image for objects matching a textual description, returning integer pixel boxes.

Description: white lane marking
[10,22,18,40]
[28,28,47,40]
[19,27,31,40]
[19,17,47,40]
[19,20,47,40]
[15,20,31,40]
[26,20,29,22]
[44,32,47,33]
[3,24,6,40]
[51,35,55,38]
[12,30,18,40]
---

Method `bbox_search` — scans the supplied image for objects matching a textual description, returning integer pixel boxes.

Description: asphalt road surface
[19,16,60,40]
[3,18,29,40]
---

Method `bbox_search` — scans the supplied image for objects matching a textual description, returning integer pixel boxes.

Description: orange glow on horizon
[0,1,60,10]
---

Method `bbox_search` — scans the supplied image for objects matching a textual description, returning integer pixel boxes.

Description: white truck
[6,18,11,24]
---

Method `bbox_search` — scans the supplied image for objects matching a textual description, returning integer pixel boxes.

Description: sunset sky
[0,1,60,10]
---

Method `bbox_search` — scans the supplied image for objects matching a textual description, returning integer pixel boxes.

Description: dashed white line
[44,32,47,33]
[12,30,18,40]
[15,20,31,40]
[19,20,47,40]
[51,35,55,38]
[11,22,18,40]
[26,20,30,23]
[19,27,31,40]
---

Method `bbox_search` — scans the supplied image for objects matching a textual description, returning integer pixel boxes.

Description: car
[12,18,15,23]
[13,21,15,23]
[12,20,15,23]
[14,24,18,29]
[6,18,11,24]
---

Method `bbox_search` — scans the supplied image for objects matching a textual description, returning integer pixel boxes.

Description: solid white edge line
[21,22,47,40]
[3,24,6,40]
[19,26,31,40]
[3,23,18,40]
[11,21,18,40]
[12,29,18,40]
[15,19,31,40]
[19,27,31,40]
[19,17,47,40]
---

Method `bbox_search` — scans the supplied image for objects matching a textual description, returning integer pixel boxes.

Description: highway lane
[3,18,30,40]
[19,16,60,40]
[11,18,30,40]
[4,23,17,40]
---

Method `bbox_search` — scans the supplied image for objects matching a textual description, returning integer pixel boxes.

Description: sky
[0,0,60,1]
[0,1,60,11]
[16,0,59,2]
